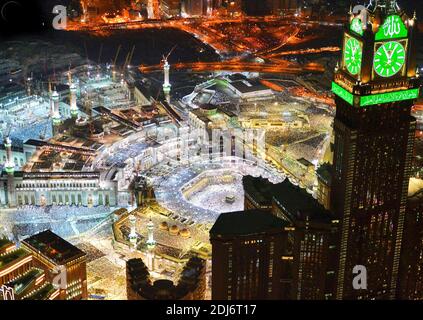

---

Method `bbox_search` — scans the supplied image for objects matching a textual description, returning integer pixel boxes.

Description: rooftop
[243,176,274,206]
[210,210,288,237]
[22,230,86,265]
[229,79,270,94]
[243,176,332,224]
[272,180,332,223]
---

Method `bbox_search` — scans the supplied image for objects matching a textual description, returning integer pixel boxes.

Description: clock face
[373,41,406,78]
[344,37,363,75]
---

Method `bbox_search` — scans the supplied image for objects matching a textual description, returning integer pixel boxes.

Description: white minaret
[146,219,156,270]
[163,58,171,102]
[129,215,138,250]
[51,90,61,126]
[3,136,16,208]
[3,136,14,175]
[70,83,78,118]
[146,219,156,248]
[69,73,78,118]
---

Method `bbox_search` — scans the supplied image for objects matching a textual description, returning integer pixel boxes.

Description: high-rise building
[331,0,421,299]
[22,230,88,300]
[210,210,291,300]
[0,231,87,300]
[242,176,338,299]
[398,184,423,299]
[316,163,332,211]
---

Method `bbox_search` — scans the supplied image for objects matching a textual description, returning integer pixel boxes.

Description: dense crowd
[1,205,112,241]
[152,157,285,224]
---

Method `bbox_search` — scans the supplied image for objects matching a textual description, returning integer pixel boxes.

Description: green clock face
[344,37,363,75]
[373,41,406,77]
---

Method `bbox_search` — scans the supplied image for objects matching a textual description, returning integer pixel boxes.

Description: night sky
[0,0,75,37]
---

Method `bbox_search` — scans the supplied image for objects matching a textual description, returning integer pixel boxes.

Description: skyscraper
[331,0,421,299]
[242,176,338,299]
[0,231,87,300]
[22,230,88,300]
[210,210,291,300]
[398,187,423,299]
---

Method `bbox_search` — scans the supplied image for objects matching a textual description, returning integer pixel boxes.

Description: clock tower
[331,0,421,299]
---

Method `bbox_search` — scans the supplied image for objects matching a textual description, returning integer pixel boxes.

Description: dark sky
[0,0,74,37]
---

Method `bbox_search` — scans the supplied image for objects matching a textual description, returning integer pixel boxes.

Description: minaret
[4,136,14,175]
[48,81,53,116]
[163,57,171,103]
[51,90,61,136]
[146,219,156,270]
[70,83,78,118]
[3,136,16,208]
[26,75,32,96]
[146,219,156,249]
[68,73,78,118]
[129,215,138,250]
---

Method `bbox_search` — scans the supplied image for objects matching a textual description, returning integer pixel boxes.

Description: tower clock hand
[383,45,390,58]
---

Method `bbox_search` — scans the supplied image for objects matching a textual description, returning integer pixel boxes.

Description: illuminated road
[139,60,324,75]
[68,15,340,76]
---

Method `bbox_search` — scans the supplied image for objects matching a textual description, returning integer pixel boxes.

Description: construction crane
[124,45,136,69]
[97,43,104,75]
[113,45,122,67]
[112,45,122,81]
[162,45,177,64]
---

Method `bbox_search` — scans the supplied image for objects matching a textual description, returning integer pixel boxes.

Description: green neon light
[360,89,420,106]
[350,18,364,36]
[332,82,420,107]
[375,15,408,41]
[332,82,354,105]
